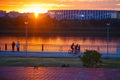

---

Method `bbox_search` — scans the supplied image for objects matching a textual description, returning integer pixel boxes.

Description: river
[0,36,120,53]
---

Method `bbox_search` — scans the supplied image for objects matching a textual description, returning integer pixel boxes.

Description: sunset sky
[0,0,120,13]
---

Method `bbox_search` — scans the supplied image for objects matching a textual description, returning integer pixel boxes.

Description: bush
[81,50,102,68]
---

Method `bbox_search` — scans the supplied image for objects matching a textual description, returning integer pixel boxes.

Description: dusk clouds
[0,0,120,12]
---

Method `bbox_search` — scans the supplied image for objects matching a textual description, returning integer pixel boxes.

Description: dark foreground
[0,67,120,80]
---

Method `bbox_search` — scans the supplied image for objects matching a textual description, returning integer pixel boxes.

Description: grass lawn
[0,57,120,68]
[101,58,120,68]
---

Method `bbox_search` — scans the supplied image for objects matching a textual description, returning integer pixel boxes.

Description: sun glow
[20,5,48,18]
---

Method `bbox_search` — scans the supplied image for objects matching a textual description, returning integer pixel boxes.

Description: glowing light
[20,4,48,18]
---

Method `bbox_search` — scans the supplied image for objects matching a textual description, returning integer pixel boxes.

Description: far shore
[0,31,120,38]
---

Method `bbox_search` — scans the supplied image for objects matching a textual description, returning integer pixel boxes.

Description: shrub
[81,50,102,68]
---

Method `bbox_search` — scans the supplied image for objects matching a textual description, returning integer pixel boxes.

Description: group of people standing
[71,43,80,54]
[4,41,20,52]
[12,41,20,52]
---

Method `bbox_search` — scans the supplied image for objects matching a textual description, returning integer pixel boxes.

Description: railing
[0,43,119,54]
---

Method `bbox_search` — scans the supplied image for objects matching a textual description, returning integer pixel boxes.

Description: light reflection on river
[0,36,120,45]
[0,36,120,53]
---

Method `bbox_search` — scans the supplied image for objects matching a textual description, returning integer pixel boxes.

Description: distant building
[117,11,120,19]
[7,12,35,18]
[0,10,6,17]
[48,10,118,20]
[20,13,34,18]
[7,11,21,18]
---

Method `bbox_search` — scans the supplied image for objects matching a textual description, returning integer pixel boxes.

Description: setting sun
[19,4,48,18]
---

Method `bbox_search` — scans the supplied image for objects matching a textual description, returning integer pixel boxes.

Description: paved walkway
[0,51,81,58]
[0,67,120,80]
[1,51,120,58]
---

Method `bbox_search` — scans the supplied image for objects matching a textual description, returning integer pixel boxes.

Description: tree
[81,50,102,68]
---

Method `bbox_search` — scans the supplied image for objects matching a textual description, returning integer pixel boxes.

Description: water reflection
[0,36,120,53]
[0,36,120,45]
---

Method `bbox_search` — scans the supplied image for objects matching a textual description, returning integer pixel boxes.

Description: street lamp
[106,23,110,57]
[24,21,28,56]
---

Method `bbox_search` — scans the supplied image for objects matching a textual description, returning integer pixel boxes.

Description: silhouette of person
[71,43,74,52]
[42,44,44,52]
[16,41,20,51]
[75,44,78,54]
[12,41,15,52]
[78,44,80,52]
[75,44,80,54]
[5,43,7,51]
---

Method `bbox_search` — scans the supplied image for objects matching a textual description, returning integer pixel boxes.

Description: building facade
[117,11,120,19]
[48,10,118,20]
[0,10,6,17]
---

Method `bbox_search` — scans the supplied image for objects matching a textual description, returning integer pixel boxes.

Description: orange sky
[0,0,120,13]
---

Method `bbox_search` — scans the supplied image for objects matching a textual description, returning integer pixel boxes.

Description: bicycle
[68,49,79,54]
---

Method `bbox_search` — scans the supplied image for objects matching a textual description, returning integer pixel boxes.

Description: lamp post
[106,23,110,57]
[24,21,28,56]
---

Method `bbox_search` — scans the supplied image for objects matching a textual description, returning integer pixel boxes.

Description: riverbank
[0,30,120,37]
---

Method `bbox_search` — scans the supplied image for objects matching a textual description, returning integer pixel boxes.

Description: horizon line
[0,9,120,13]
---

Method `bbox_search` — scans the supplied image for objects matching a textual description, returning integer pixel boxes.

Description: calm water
[0,36,120,53]
[0,36,120,45]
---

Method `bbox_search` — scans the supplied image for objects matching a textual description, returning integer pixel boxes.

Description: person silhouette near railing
[69,43,80,54]
[16,41,20,51]
[71,43,75,53]
[75,44,80,54]
[12,41,15,52]
[5,43,7,51]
